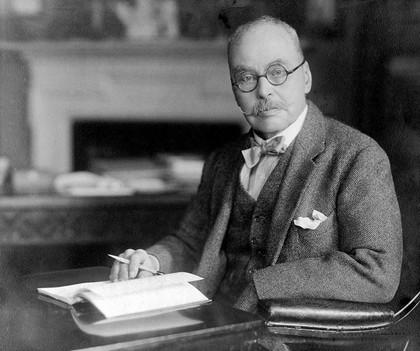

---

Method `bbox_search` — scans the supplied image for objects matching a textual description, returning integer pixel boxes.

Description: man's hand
[109,249,159,282]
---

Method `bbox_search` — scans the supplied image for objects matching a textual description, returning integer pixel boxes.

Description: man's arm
[250,144,403,304]
[110,150,218,281]
[146,150,219,274]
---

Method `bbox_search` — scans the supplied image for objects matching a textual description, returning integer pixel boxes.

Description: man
[110,16,403,313]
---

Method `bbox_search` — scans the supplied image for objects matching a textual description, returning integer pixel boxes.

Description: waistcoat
[213,143,295,305]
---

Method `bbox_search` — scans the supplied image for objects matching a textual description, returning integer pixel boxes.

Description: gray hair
[227,15,304,61]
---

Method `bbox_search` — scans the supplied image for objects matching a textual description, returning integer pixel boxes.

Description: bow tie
[242,136,286,168]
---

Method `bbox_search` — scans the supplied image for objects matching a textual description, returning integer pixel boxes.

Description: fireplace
[10,40,245,173]
[72,119,243,171]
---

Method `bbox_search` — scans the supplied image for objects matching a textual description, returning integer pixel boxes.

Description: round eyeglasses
[232,60,306,93]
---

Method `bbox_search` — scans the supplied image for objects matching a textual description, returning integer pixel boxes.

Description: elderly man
[110,16,402,313]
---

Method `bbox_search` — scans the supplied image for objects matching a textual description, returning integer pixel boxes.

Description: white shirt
[240,105,308,200]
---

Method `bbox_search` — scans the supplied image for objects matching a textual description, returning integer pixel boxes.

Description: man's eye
[238,74,255,83]
[270,67,285,77]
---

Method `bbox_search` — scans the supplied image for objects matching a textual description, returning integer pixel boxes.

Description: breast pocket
[293,211,338,257]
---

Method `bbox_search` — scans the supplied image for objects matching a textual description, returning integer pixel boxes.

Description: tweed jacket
[148,101,403,310]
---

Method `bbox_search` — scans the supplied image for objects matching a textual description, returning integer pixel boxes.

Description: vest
[213,143,295,305]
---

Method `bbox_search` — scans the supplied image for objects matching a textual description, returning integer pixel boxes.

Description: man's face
[229,23,312,139]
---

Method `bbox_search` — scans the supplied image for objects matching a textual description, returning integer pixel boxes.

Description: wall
[4,40,244,173]
[0,51,30,168]
[352,0,420,306]
[0,0,366,170]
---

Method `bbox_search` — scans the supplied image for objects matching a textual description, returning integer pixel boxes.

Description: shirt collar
[252,104,308,149]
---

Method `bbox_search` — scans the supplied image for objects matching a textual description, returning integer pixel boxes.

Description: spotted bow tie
[242,136,286,168]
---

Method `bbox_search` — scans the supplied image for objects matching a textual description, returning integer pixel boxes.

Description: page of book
[38,281,111,305]
[79,282,209,318]
[37,272,209,318]
[83,272,203,298]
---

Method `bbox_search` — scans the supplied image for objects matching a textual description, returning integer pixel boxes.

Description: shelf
[0,192,192,210]
[0,38,228,58]
[0,193,190,245]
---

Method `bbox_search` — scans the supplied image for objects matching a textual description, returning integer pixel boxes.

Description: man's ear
[303,62,312,94]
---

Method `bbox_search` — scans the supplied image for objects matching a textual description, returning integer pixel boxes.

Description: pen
[108,254,164,275]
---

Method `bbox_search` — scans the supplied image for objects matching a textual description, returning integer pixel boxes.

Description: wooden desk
[1,266,265,351]
[0,193,190,274]
[2,266,420,350]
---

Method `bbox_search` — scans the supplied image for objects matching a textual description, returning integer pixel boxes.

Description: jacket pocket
[292,211,338,257]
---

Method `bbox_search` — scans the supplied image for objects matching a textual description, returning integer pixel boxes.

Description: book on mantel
[37,272,210,319]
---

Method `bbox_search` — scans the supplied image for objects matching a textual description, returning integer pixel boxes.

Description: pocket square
[294,210,328,230]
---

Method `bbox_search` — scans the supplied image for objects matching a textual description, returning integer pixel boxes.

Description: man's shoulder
[330,123,388,168]
[325,117,371,145]
[313,111,381,153]
[306,101,388,161]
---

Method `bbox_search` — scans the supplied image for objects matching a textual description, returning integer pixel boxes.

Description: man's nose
[256,77,272,99]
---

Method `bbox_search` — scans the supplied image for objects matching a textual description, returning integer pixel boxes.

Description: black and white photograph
[0,0,419,350]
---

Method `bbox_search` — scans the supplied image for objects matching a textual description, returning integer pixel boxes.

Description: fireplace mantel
[2,40,242,173]
[0,39,229,58]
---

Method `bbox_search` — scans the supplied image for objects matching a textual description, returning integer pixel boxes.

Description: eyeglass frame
[231,59,306,93]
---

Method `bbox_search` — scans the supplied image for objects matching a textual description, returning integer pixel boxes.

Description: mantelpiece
[0,39,243,173]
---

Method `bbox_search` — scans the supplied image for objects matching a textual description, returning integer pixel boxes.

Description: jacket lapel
[195,136,247,296]
[211,135,249,220]
[266,101,327,264]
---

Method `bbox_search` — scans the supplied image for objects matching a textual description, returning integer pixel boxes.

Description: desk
[1,266,265,351]
[3,267,420,351]
[0,193,190,274]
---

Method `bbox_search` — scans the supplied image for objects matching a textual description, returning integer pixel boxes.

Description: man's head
[228,16,312,139]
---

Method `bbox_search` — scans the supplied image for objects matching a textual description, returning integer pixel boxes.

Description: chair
[257,291,420,350]
[259,290,420,332]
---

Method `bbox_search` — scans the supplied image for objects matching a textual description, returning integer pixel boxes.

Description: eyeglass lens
[234,60,305,92]
[236,64,287,92]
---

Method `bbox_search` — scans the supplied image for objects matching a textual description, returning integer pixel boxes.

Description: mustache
[252,99,286,115]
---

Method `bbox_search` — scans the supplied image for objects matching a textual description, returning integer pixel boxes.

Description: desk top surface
[1,267,264,351]
[2,267,420,351]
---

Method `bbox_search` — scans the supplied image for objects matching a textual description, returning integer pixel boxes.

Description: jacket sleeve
[252,144,403,304]
[147,151,218,274]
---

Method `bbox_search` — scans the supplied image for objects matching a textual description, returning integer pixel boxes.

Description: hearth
[73,119,243,171]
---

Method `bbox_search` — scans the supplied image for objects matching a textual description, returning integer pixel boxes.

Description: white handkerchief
[294,210,328,230]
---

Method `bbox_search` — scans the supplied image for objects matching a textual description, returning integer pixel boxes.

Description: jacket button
[257,249,265,256]
[254,215,265,222]
[248,268,257,275]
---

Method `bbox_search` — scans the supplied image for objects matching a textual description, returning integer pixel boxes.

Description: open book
[37,272,210,319]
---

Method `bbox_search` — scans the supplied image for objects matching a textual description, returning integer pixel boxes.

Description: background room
[0,0,418,309]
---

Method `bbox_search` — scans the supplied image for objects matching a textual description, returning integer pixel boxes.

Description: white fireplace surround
[13,40,243,173]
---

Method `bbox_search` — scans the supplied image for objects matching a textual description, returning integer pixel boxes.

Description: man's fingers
[109,260,120,282]
[110,249,134,281]
[109,248,153,281]
[118,261,129,281]
[129,249,149,278]
[122,249,135,259]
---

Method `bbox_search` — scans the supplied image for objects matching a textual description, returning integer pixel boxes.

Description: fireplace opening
[73,120,244,172]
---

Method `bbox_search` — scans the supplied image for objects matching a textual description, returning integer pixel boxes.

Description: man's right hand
[109,249,159,282]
